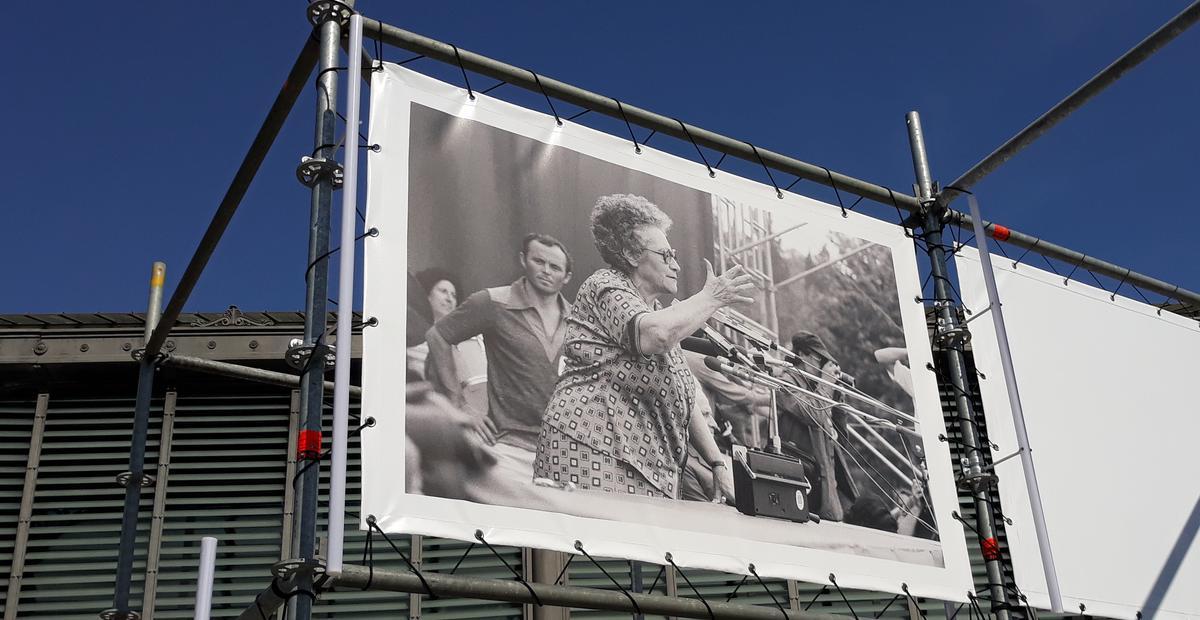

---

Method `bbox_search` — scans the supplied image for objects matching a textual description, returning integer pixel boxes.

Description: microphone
[681,336,728,358]
[703,356,759,383]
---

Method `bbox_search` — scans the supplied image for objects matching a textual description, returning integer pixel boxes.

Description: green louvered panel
[0,403,36,618]
[149,394,291,619]
[15,398,161,618]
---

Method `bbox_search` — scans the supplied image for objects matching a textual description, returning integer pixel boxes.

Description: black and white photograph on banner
[362,64,972,598]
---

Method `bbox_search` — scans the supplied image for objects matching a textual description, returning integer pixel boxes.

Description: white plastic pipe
[327,13,364,578]
[967,195,1063,612]
[193,536,218,620]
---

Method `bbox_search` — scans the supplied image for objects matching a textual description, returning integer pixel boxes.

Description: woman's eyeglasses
[647,248,678,265]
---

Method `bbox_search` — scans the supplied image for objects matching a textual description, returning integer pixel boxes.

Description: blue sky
[5,1,1197,314]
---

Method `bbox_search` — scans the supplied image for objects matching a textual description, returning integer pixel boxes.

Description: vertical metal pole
[3,393,49,620]
[142,391,178,620]
[294,3,350,617]
[282,390,301,562]
[113,261,167,617]
[630,560,644,620]
[966,196,1064,612]
[906,112,1011,620]
[194,537,218,620]
[410,536,424,620]
[327,11,364,578]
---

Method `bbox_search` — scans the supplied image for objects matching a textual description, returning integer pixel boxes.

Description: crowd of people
[402,193,929,536]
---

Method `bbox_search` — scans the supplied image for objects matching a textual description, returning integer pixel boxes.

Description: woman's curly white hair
[590,194,673,272]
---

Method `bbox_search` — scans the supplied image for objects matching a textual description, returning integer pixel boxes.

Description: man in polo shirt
[425,233,573,481]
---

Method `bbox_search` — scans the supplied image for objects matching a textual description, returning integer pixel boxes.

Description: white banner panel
[361,63,972,600]
[957,247,1200,620]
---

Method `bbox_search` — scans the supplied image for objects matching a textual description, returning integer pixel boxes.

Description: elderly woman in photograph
[533,194,756,501]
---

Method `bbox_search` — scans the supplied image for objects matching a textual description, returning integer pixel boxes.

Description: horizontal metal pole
[162,353,361,398]
[360,17,924,214]
[941,0,1200,203]
[363,16,1198,314]
[145,36,320,358]
[945,209,1200,309]
[333,563,844,620]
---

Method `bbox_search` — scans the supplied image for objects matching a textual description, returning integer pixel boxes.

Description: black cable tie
[615,100,642,154]
[361,526,375,591]
[317,66,349,81]
[749,143,783,199]
[804,585,829,610]
[874,593,901,618]
[665,553,713,620]
[1129,283,1153,306]
[552,552,575,585]
[948,601,965,620]
[1085,270,1108,292]
[576,541,639,615]
[825,168,847,217]
[647,563,667,594]
[359,142,381,152]
[269,577,317,603]
[476,530,542,606]
[1064,256,1086,286]
[372,21,385,71]
[530,71,562,126]
[1012,239,1039,268]
[725,575,748,602]
[829,574,860,620]
[304,227,380,282]
[448,542,476,574]
[676,118,715,177]
[643,128,657,144]
[887,188,916,238]
[370,516,436,598]
[784,176,804,192]
[398,53,424,66]
[902,583,927,618]
[481,80,506,95]
[748,564,789,619]
[714,152,728,170]
[567,108,591,121]
[450,44,474,100]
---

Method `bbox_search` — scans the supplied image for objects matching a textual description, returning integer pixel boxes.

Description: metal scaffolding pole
[906,112,1012,619]
[161,353,362,398]
[326,563,847,620]
[143,38,319,359]
[359,15,1200,310]
[291,3,346,618]
[111,261,166,619]
[940,0,1200,205]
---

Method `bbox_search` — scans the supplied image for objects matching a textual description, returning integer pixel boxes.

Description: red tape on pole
[990,224,1011,242]
[298,430,322,459]
[981,537,1001,561]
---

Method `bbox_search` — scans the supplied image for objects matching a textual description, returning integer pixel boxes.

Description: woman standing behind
[407,268,489,417]
[533,194,756,501]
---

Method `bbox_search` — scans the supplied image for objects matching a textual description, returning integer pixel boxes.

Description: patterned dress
[533,269,696,499]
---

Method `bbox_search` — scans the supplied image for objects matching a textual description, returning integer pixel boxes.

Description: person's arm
[427,292,496,443]
[636,261,757,355]
[688,397,735,502]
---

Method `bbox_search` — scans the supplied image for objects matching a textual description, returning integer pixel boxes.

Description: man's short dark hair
[522,233,573,273]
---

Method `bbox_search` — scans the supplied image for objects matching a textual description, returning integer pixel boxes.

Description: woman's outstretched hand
[701,259,758,307]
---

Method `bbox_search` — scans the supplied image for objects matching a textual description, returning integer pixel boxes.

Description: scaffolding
[91,2,1200,619]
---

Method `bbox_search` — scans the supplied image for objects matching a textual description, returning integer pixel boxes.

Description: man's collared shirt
[434,277,570,451]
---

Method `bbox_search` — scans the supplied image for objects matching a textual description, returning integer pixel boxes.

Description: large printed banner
[361,63,972,599]
[957,247,1200,620]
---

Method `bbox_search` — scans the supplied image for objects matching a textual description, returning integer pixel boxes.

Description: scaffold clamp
[296,156,344,189]
[116,471,155,488]
[306,0,353,29]
[99,609,140,620]
[286,338,336,371]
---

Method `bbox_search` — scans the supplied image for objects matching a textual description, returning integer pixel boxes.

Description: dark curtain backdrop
[405,103,713,301]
